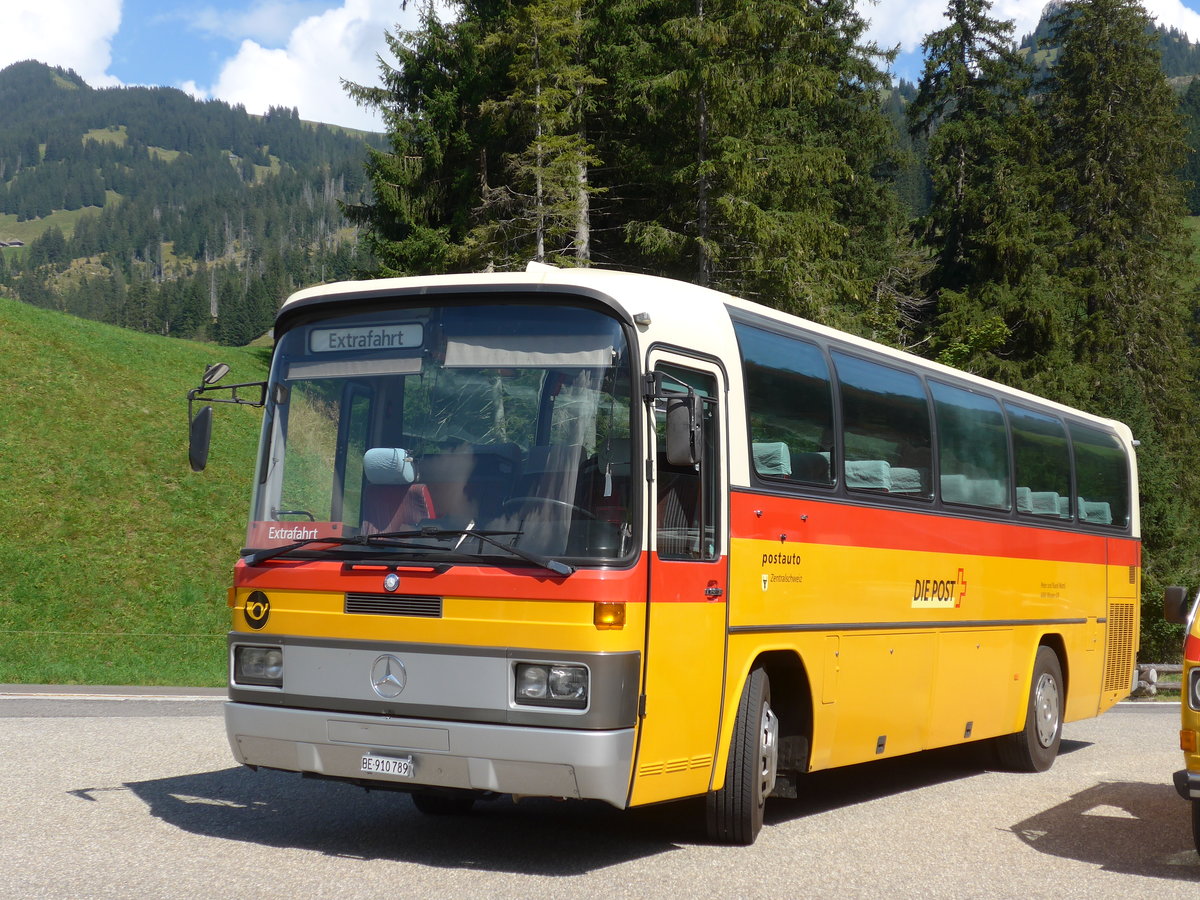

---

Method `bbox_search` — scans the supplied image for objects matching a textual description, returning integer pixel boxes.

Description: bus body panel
[627,584,727,804]
[231,558,650,652]
[1180,627,1200,802]
[205,266,1141,840]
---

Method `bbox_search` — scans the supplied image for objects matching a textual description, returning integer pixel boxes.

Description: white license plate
[360,753,414,777]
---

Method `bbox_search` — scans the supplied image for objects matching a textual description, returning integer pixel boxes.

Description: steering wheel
[501,496,596,520]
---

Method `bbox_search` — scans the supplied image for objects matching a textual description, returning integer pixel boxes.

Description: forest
[2,0,1200,656]
[339,0,1200,659]
[0,59,379,344]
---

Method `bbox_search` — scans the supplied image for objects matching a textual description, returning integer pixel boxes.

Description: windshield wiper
[412,525,576,577]
[241,531,430,566]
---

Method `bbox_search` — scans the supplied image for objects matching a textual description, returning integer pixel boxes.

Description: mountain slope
[0,295,266,684]
[0,61,377,346]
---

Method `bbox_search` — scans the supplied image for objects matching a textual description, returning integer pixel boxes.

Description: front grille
[345,593,443,618]
[1103,601,1137,693]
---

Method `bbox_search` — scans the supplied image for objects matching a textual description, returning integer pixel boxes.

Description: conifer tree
[1043,0,1194,404]
[343,1,923,338]
[1043,0,1200,655]
[598,0,918,336]
[1178,78,1200,214]
[910,0,1068,380]
[342,2,497,275]
[468,0,603,267]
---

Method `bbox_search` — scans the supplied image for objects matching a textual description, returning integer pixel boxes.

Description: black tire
[995,646,1063,772]
[705,667,778,845]
[1191,798,1200,856]
[411,789,476,816]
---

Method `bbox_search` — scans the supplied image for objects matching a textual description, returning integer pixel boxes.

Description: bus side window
[655,366,719,560]
[733,321,834,486]
[931,382,1011,511]
[1007,404,1072,520]
[1069,422,1130,528]
[832,351,933,499]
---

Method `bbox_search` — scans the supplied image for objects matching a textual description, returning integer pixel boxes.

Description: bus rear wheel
[995,646,1063,773]
[705,667,778,845]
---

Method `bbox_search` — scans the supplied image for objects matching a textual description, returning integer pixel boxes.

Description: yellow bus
[189,263,1140,844]
[1164,587,1200,853]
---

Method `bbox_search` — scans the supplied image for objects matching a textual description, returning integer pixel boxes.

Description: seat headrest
[363,448,415,485]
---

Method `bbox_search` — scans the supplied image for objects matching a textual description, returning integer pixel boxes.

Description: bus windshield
[248,301,635,564]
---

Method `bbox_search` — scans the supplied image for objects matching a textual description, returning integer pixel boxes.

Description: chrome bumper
[225,701,636,808]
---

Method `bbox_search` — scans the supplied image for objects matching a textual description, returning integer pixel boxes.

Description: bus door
[631,356,729,805]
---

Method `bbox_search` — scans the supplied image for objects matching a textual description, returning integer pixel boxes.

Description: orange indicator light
[594,602,626,630]
[1182,730,1198,753]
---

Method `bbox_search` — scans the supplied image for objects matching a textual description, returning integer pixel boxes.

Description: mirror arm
[188,381,268,408]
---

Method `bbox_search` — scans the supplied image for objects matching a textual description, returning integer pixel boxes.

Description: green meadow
[0,296,268,685]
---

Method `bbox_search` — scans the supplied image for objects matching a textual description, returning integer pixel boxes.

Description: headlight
[1189,667,1200,712]
[234,645,284,687]
[514,663,588,709]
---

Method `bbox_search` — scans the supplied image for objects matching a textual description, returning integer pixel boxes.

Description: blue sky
[6,0,1200,131]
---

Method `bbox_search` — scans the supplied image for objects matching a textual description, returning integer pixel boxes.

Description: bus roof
[279,262,1134,441]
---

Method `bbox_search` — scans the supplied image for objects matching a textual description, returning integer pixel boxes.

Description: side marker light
[594,602,625,630]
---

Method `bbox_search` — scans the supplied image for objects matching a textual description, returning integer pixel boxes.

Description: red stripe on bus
[1106,539,1141,567]
[235,556,650,602]
[1186,633,1200,664]
[732,492,1137,566]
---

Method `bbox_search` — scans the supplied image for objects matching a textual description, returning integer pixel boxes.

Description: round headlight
[516,664,549,699]
[549,666,587,701]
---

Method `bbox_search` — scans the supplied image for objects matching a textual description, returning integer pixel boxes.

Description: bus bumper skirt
[225,701,635,808]
[1174,769,1200,801]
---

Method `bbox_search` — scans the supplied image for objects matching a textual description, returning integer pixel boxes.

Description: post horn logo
[245,591,271,629]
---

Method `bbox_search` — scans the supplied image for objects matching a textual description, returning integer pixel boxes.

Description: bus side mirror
[1165,585,1192,625]
[203,362,230,385]
[189,405,214,472]
[185,362,267,472]
[665,392,702,467]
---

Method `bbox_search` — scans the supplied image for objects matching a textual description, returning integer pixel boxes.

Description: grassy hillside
[0,296,268,685]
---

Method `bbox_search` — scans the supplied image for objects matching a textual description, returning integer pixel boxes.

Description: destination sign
[310,323,423,353]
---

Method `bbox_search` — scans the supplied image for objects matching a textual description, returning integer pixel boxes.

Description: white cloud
[188,0,331,46]
[864,1,1048,54]
[865,0,1200,58]
[199,0,427,131]
[0,0,123,86]
[1143,0,1200,37]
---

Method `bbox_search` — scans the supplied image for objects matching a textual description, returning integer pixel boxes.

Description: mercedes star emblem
[370,654,407,699]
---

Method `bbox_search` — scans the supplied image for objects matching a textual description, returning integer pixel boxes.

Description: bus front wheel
[995,646,1063,773]
[705,666,778,845]
[1191,798,1200,855]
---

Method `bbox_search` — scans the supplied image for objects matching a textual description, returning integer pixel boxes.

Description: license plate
[360,753,414,778]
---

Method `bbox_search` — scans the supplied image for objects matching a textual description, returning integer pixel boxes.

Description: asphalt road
[1,688,1197,899]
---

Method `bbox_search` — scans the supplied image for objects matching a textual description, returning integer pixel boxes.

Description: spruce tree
[1044,0,1200,657]
[1178,78,1200,215]
[597,0,918,336]
[910,0,1068,381]
[468,0,603,267]
[1043,0,1194,404]
[342,2,497,275]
